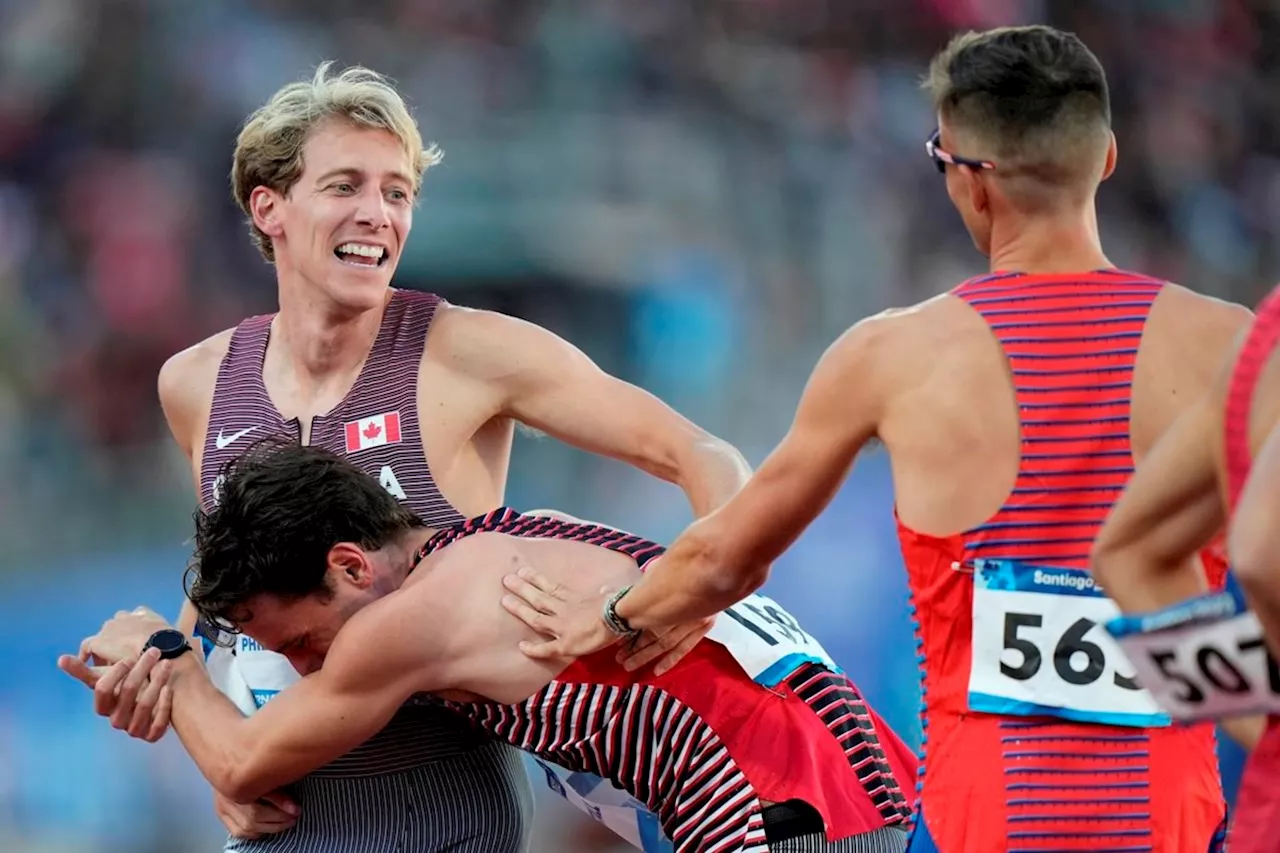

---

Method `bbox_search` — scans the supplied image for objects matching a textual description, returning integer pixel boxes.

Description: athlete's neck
[272,280,390,386]
[987,203,1112,275]
[398,526,440,584]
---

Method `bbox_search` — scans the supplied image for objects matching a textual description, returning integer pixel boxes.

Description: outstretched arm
[612,322,884,630]
[500,320,889,662]
[66,598,442,803]
[438,306,752,516]
[1092,390,1226,613]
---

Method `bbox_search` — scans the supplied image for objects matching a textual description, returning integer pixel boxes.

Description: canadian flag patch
[344,411,402,454]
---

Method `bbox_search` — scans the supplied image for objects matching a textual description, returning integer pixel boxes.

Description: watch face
[150,629,187,654]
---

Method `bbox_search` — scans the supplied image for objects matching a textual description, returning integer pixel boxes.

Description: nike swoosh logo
[215,426,260,450]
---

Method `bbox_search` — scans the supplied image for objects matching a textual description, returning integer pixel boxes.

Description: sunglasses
[926,129,995,175]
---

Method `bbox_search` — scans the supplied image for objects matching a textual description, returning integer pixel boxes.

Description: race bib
[1107,591,1280,721]
[526,591,828,850]
[530,758,672,852]
[706,592,841,688]
[200,628,301,712]
[968,559,1170,727]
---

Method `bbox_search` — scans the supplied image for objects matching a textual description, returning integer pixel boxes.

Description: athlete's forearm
[1092,499,1213,614]
[1230,427,1280,660]
[1093,400,1224,612]
[1093,546,1211,615]
[166,654,381,803]
[616,516,767,631]
[165,654,263,800]
[618,452,845,630]
[167,615,427,803]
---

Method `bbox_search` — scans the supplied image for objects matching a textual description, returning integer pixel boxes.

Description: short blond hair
[231,62,442,261]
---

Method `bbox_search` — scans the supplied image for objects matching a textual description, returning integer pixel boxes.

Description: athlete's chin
[327,266,396,311]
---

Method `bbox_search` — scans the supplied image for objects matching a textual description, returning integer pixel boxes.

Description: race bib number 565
[968,559,1170,727]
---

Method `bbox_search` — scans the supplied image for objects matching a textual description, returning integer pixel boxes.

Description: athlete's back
[878,274,1241,533]
[873,271,1246,852]
[411,511,916,852]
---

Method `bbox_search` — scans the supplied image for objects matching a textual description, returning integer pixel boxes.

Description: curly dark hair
[185,437,422,633]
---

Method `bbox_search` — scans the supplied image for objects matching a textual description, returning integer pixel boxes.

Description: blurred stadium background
[2,0,1272,849]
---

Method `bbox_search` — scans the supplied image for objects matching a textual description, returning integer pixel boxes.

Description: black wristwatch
[144,628,193,660]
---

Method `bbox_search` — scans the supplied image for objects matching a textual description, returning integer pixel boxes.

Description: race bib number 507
[968,559,1170,727]
[1107,592,1280,721]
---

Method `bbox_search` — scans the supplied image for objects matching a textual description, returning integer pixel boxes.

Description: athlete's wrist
[167,648,207,684]
[602,585,639,638]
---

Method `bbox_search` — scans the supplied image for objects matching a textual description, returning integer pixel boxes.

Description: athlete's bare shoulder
[792,300,943,435]
[832,293,969,373]
[1153,283,1252,336]
[821,308,903,380]
[421,301,491,355]
[1148,283,1253,381]
[411,530,516,585]
[158,327,234,459]
[422,300,545,375]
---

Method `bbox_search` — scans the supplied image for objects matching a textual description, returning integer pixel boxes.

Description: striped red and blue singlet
[1220,285,1280,853]
[896,270,1227,853]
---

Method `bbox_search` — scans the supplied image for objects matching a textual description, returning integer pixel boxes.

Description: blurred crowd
[0,0,1272,849]
[3,0,1280,564]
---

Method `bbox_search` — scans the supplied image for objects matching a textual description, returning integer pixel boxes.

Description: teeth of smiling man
[336,243,386,259]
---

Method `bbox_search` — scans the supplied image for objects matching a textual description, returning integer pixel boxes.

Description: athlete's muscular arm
[610,321,886,631]
[1092,315,1245,615]
[1092,390,1228,613]
[507,319,888,658]
[82,338,225,741]
[437,306,752,516]
[1230,372,1280,661]
[1230,428,1280,586]
[158,334,228,637]
[70,596,446,804]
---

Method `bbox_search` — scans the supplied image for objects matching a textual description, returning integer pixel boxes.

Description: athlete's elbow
[211,753,274,804]
[1089,531,1123,590]
[1229,520,1280,598]
[669,433,752,505]
[1091,515,1152,594]
[219,771,271,805]
[694,435,752,488]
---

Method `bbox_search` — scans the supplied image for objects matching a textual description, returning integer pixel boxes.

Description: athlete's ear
[249,186,285,241]
[327,543,374,589]
[1101,131,1118,182]
[962,164,989,217]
